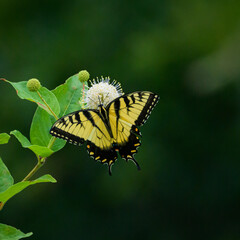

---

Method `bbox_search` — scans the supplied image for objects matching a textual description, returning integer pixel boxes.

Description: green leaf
[0,133,10,145]
[30,73,85,153]
[0,174,56,205]
[4,80,60,117]
[52,74,87,116]
[0,158,14,193]
[10,130,54,157]
[0,223,32,240]
[30,108,66,152]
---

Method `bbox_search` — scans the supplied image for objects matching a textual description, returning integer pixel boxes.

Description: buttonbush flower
[84,77,123,109]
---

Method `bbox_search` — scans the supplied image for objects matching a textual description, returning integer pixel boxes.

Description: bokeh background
[1,0,240,239]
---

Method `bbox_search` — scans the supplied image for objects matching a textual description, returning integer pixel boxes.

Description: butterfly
[50,91,159,175]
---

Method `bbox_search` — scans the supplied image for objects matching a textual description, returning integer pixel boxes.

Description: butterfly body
[50,91,159,174]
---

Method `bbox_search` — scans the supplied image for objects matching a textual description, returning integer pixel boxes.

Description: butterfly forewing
[50,110,111,147]
[107,91,159,163]
[107,91,159,127]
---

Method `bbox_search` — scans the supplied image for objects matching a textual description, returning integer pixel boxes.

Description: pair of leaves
[0,74,87,239]
[0,73,86,205]
[10,130,53,157]
[2,74,87,157]
[0,158,56,208]
[30,74,86,152]
[0,158,56,239]
[0,131,53,158]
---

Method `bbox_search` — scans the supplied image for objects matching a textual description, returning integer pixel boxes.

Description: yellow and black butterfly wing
[50,110,118,173]
[107,91,159,166]
[50,91,159,174]
[108,91,159,127]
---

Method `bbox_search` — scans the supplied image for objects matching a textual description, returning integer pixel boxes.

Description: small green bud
[78,70,90,83]
[27,78,41,92]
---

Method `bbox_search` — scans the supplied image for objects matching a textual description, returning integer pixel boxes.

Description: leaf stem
[22,156,46,182]
[21,136,57,182]
[37,91,58,120]
[48,137,56,149]
[21,137,57,182]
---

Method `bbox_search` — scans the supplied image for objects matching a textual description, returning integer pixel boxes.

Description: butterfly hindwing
[86,141,117,175]
[117,126,142,169]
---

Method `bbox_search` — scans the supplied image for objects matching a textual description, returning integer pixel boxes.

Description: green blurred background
[1,0,240,239]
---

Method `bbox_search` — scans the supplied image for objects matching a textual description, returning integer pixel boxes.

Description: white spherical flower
[84,77,123,109]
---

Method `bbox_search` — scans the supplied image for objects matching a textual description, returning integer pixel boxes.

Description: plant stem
[22,156,46,182]
[21,90,59,182]
[48,137,56,148]
[81,83,85,109]
[21,92,59,181]
[37,91,58,120]
[21,137,57,182]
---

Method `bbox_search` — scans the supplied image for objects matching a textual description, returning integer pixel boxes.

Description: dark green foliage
[0,0,240,239]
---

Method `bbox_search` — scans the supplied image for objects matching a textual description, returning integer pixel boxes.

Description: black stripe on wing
[134,92,159,126]
[106,91,159,127]
[50,109,99,146]
[50,125,85,145]
[117,126,142,170]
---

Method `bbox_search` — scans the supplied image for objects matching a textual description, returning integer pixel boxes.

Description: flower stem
[21,89,59,182]
[37,91,58,120]
[81,83,85,109]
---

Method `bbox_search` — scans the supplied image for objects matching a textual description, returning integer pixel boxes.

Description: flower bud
[78,70,90,83]
[27,78,41,92]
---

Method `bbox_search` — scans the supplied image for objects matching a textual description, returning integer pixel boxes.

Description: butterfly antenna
[98,95,101,105]
[88,96,98,106]
[103,93,109,102]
